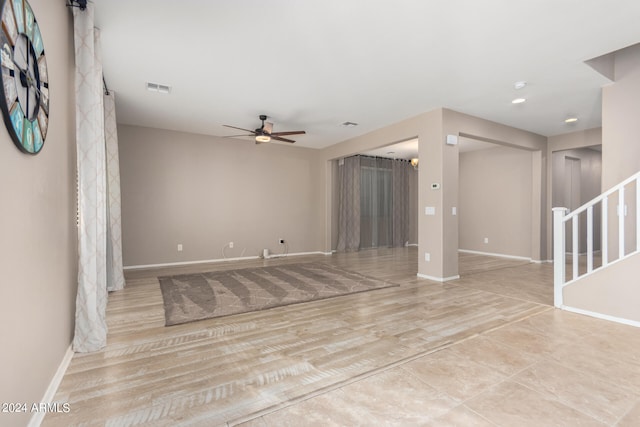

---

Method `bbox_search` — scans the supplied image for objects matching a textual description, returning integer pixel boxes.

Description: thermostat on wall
[431,183,441,189]
[446,134,458,145]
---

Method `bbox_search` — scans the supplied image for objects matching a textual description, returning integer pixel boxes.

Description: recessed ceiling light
[341,121,358,127]
[514,81,527,90]
[512,98,526,104]
[564,117,578,123]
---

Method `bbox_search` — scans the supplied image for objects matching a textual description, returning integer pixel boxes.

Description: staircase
[553,170,640,324]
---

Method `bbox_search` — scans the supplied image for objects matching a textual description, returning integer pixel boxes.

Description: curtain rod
[103,75,110,95]
[353,154,410,162]
[66,1,107,94]
[66,0,87,10]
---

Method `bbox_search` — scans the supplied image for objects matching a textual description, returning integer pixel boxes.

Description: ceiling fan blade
[271,135,296,143]
[223,134,255,138]
[263,121,273,134]
[223,124,257,134]
[270,130,306,136]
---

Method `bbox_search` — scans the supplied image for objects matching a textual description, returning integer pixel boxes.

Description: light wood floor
[43,248,640,426]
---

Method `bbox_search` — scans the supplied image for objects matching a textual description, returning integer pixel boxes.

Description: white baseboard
[458,249,532,262]
[417,273,460,282]
[265,251,333,260]
[28,344,74,427]
[124,251,333,270]
[560,305,640,328]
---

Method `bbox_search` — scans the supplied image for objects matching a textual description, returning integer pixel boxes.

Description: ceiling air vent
[146,82,171,94]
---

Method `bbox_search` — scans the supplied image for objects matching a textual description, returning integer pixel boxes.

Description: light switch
[452,207,457,215]
[425,206,435,215]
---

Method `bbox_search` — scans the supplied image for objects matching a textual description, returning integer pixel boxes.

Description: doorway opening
[551,146,602,261]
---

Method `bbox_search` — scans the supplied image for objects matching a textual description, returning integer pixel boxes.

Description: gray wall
[551,148,602,210]
[603,43,640,188]
[546,128,602,259]
[443,110,546,267]
[459,146,533,258]
[602,43,639,258]
[0,2,76,427]
[564,252,640,323]
[118,125,324,266]
[551,147,602,252]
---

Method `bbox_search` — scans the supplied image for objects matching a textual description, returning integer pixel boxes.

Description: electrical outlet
[484,237,489,244]
[229,241,234,248]
[177,244,183,252]
[279,239,285,244]
[424,252,430,262]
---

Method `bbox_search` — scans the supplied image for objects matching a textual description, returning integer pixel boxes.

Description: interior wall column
[417,108,459,281]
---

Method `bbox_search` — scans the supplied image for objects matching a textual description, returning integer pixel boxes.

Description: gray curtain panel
[337,156,361,251]
[337,155,410,252]
[360,156,392,249]
[392,159,410,248]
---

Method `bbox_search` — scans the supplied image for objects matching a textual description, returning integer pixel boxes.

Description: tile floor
[241,308,640,426]
[43,249,640,426]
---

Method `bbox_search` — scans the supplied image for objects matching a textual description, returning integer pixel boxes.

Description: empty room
[2,1,640,426]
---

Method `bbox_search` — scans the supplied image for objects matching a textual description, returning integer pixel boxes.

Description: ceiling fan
[223,115,306,144]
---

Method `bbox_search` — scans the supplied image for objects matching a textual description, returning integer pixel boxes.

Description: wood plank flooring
[42,248,640,426]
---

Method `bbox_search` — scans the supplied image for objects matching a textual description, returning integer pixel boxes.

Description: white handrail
[553,170,640,308]
[564,170,640,220]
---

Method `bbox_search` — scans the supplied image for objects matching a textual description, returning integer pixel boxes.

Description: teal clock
[0,0,49,154]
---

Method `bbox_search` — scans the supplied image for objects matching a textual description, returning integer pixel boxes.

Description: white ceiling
[94,1,640,150]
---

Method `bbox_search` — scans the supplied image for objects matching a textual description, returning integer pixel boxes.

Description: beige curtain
[104,92,125,292]
[72,4,124,352]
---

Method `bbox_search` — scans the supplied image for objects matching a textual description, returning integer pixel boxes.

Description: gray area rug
[158,262,398,326]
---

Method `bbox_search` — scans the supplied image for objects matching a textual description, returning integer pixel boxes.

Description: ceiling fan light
[255,135,271,143]
[514,81,527,90]
[410,158,419,168]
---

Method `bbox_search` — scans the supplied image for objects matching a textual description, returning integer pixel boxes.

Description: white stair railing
[553,171,640,308]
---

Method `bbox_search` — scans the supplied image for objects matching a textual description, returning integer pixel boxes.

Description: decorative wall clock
[0,0,49,154]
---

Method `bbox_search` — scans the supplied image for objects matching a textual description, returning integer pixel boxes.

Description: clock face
[0,0,49,154]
